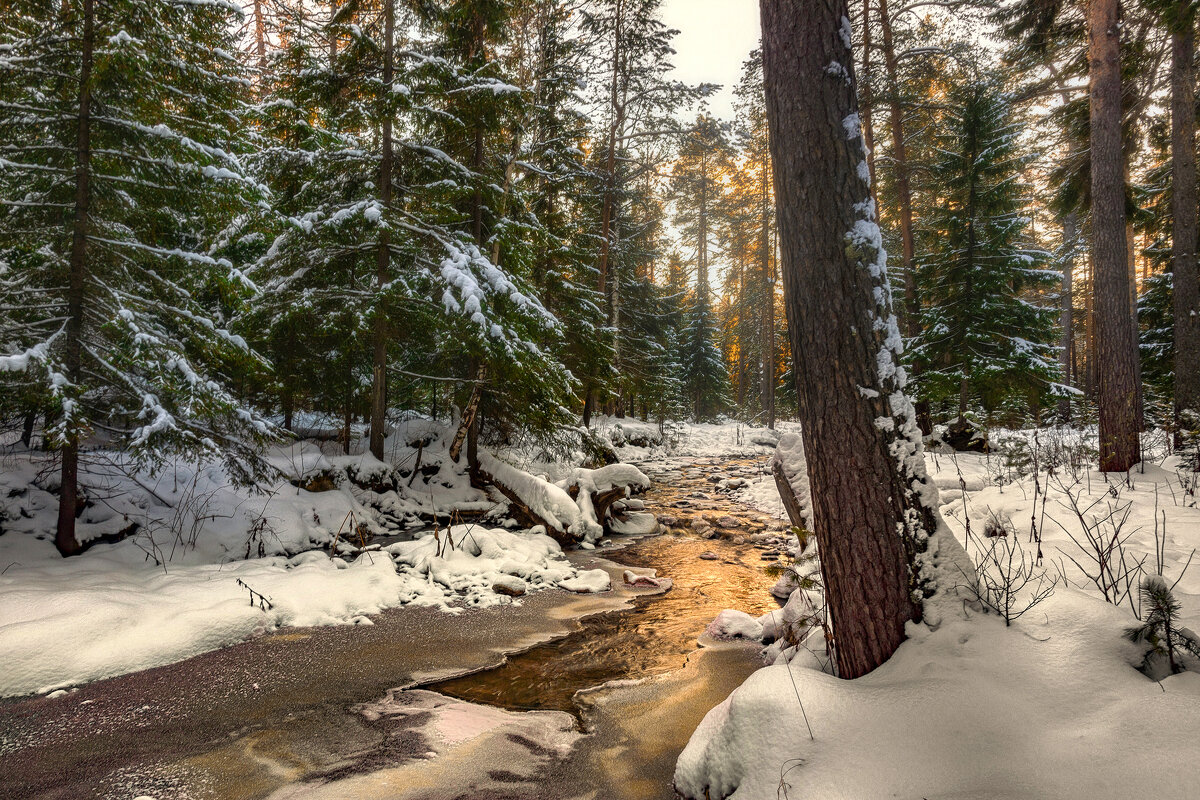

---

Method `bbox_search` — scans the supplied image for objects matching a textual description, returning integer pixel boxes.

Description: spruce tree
[680,291,728,420]
[247,0,572,459]
[911,77,1060,423]
[0,0,272,555]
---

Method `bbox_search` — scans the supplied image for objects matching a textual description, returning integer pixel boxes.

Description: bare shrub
[960,523,1058,627]
[1049,476,1146,614]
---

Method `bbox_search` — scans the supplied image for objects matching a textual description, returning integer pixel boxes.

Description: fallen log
[476,465,569,543]
[771,433,811,530]
[772,458,806,529]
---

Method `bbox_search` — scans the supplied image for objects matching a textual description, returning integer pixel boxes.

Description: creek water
[0,454,789,800]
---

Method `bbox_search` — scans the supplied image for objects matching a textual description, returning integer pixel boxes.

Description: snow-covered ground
[680,428,1200,799]
[0,417,665,697]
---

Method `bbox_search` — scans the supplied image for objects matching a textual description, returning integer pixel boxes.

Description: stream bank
[0,455,789,800]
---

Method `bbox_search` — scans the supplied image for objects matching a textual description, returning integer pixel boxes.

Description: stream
[0,454,790,800]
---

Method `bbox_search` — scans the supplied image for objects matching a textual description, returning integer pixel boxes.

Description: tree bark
[1085,251,1096,398]
[449,366,485,463]
[761,0,935,678]
[760,144,776,427]
[1172,19,1200,449]
[369,0,394,461]
[1128,218,1144,428]
[878,0,930,434]
[860,0,877,190]
[252,0,268,73]
[771,458,805,529]
[57,0,95,557]
[1089,0,1141,471]
[1059,212,1078,421]
[597,0,624,304]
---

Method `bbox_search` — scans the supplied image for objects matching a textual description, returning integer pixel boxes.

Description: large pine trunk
[56,0,95,558]
[761,0,933,678]
[1089,0,1141,472]
[1172,20,1200,449]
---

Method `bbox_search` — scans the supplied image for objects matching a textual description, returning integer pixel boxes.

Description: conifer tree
[0,0,272,555]
[911,77,1060,422]
[680,291,729,420]
[247,0,572,461]
[579,0,700,419]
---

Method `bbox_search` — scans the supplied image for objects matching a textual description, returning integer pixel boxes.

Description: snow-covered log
[476,452,651,545]
[771,433,811,529]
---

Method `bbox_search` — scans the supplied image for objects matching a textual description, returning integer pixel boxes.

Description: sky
[660,0,762,120]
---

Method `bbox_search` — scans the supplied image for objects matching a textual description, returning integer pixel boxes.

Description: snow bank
[677,439,1200,800]
[677,585,1200,799]
[0,552,404,696]
[0,521,611,696]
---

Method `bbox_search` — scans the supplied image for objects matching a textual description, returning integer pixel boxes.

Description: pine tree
[1126,575,1200,676]
[0,0,272,555]
[911,76,1060,423]
[247,0,572,461]
[680,291,728,420]
[762,0,940,678]
[732,49,778,427]
[579,0,701,419]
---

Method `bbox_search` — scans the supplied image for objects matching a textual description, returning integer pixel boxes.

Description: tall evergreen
[247,0,572,461]
[0,0,271,555]
[911,77,1060,422]
[680,291,728,420]
[579,0,700,420]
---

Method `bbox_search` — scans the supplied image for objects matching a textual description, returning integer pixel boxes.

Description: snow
[386,524,605,608]
[677,432,1200,800]
[705,610,764,641]
[678,584,1200,800]
[0,551,406,697]
[558,568,612,594]
[0,419,637,697]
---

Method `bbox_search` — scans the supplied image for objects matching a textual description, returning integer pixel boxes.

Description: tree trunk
[369,0,394,461]
[698,149,709,297]
[449,366,485,463]
[771,458,806,529]
[597,0,624,304]
[329,0,338,61]
[57,0,95,558]
[21,411,35,448]
[878,0,930,434]
[1173,20,1200,449]
[761,0,935,678]
[253,0,268,73]
[860,0,877,190]
[1059,212,1078,421]
[760,146,776,427]
[1089,0,1141,471]
[1085,251,1096,398]
[467,407,482,487]
[1128,219,1144,429]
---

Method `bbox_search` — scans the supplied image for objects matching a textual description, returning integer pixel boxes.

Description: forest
[2,0,1200,798]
